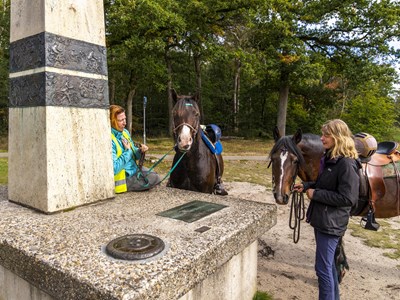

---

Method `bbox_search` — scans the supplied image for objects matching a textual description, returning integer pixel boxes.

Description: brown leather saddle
[358,141,400,217]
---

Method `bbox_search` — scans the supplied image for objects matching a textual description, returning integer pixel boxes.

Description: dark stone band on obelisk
[10,32,107,75]
[9,32,109,108]
[9,72,109,108]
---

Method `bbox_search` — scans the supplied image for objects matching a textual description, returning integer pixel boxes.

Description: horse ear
[273,126,281,141]
[171,89,178,104]
[193,91,200,103]
[293,128,303,144]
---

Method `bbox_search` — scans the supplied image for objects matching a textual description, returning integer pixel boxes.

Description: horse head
[269,127,305,205]
[172,89,200,152]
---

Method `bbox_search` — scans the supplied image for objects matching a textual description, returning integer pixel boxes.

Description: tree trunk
[126,70,137,135]
[126,88,135,135]
[193,52,204,123]
[165,51,174,136]
[277,70,290,137]
[109,79,115,105]
[233,58,241,133]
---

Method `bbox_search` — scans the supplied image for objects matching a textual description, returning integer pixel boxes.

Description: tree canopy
[0,0,399,140]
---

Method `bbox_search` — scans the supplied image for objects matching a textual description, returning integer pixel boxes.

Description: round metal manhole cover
[105,234,165,260]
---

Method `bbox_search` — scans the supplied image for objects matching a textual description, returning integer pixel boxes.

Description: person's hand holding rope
[293,183,304,193]
[139,144,148,153]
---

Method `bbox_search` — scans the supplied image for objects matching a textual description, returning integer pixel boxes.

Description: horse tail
[335,237,349,284]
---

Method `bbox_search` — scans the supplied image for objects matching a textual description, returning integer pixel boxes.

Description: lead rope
[134,146,186,187]
[289,191,305,243]
[288,165,305,243]
[157,150,186,185]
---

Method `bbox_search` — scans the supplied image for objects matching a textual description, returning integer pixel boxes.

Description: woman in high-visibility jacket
[110,105,160,193]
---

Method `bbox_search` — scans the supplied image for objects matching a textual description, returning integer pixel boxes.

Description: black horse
[167,90,227,195]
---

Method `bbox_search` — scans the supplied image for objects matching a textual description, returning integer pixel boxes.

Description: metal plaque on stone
[157,200,227,223]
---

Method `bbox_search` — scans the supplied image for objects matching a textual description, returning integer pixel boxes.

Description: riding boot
[214,177,228,196]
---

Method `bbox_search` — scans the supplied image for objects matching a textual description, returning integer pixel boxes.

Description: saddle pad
[381,161,400,177]
[201,130,223,155]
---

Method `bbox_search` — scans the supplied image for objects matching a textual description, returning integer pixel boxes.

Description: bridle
[173,122,198,137]
[172,100,200,141]
[269,146,305,244]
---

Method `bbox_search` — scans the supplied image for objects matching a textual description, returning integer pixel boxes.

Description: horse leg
[214,154,228,195]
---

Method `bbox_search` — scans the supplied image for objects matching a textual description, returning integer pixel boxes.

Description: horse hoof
[214,184,228,196]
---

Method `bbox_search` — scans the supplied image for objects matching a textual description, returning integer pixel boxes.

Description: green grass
[136,137,174,153]
[224,160,271,188]
[0,159,7,184]
[348,218,400,260]
[0,135,7,152]
[141,136,274,156]
[253,291,274,300]
[144,156,273,189]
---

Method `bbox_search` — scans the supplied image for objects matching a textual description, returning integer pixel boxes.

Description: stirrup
[361,209,380,231]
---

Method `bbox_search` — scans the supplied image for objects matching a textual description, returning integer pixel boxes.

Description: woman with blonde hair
[110,104,160,193]
[294,119,360,300]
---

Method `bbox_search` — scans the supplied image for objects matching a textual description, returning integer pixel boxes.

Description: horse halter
[172,101,200,138]
[173,122,198,136]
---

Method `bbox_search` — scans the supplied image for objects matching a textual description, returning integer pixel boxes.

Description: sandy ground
[224,182,400,300]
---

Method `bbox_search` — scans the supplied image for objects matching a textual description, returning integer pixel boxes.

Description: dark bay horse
[269,126,400,219]
[269,126,400,281]
[167,90,227,195]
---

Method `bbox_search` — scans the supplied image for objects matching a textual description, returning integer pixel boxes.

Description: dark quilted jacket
[304,156,360,236]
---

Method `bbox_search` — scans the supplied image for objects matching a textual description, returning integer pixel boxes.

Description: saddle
[201,124,223,155]
[201,124,227,196]
[356,141,400,229]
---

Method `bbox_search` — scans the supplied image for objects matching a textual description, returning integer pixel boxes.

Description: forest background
[0,0,400,141]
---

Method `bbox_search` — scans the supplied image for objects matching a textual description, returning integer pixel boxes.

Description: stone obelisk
[8,0,114,213]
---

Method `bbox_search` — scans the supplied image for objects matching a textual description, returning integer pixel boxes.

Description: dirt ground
[224,182,400,300]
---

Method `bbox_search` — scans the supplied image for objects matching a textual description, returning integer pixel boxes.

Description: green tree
[252,0,400,136]
[0,0,10,135]
[105,0,184,134]
[342,82,397,141]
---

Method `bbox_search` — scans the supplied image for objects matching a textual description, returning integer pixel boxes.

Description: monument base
[0,185,276,300]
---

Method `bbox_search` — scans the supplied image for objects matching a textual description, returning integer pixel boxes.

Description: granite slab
[0,185,276,300]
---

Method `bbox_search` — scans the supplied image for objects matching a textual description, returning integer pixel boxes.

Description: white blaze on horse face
[178,125,193,149]
[279,151,289,193]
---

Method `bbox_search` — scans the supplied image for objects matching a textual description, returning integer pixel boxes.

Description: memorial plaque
[157,200,227,223]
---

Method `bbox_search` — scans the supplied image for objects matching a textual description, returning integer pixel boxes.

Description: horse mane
[270,135,306,167]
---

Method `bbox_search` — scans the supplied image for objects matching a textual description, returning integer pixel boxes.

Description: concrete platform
[0,185,276,299]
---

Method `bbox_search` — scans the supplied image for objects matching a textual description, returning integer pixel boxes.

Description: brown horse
[269,126,400,219]
[167,90,227,195]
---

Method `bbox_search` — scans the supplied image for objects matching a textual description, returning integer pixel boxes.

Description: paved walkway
[148,154,268,161]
